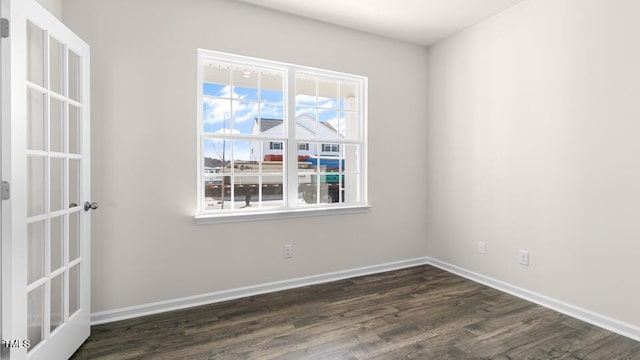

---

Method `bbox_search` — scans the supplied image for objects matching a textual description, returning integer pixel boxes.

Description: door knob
[84,201,99,211]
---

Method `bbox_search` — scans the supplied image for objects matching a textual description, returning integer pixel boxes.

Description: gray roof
[257,118,283,132]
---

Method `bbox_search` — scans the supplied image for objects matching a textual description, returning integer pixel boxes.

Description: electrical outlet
[478,242,486,254]
[518,250,529,266]
[283,244,293,259]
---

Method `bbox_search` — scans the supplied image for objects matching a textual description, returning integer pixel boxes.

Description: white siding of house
[249,114,344,160]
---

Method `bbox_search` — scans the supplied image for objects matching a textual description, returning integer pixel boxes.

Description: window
[197,49,367,220]
[321,144,339,153]
[269,141,283,150]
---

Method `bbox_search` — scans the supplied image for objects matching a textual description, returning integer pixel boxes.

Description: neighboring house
[250,114,343,161]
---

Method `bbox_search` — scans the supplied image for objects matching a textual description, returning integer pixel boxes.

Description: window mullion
[286,68,298,208]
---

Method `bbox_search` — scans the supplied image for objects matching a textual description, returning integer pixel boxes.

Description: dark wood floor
[71,265,640,359]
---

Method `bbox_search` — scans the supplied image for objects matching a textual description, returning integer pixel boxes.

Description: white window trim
[195,49,368,223]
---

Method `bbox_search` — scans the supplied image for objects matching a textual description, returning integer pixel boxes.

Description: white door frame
[2,0,12,357]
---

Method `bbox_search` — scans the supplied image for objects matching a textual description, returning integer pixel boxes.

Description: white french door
[1,0,91,359]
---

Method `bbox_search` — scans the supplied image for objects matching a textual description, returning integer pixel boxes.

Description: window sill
[194,205,371,225]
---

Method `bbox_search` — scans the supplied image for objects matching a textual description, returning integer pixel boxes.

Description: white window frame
[195,49,369,224]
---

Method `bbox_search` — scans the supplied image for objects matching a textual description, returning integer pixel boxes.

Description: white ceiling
[234,0,525,46]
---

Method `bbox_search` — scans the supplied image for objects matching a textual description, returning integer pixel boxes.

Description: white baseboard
[425,257,640,342]
[90,257,430,325]
[91,256,640,343]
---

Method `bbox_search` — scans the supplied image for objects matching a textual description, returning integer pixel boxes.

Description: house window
[197,49,367,219]
[321,144,339,152]
[270,142,283,150]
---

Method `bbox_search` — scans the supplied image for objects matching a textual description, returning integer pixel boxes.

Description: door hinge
[1,181,9,200]
[1,18,8,38]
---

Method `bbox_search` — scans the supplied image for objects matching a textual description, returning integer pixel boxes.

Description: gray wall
[36,0,62,20]
[62,0,429,313]
[426,0,640,328]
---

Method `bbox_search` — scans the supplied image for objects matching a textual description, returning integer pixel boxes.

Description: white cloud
[294,94,337,109]
[295,94,316,105]
[203,86,255,124]
[261,104,283,119]
[318,99,336,108]
[203,98,259,125]
[203,98,231,124]
[233,102,259,123]
[296,107,314,117]
[215,128,240,135]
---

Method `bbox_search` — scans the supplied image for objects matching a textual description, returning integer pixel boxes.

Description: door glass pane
[27,89,45,151]
[51,215,64,271]
[27,21,44,86]
[69,105,80,154]
[69,265,80,316]
[50,98,64,152]
[27,221,45,285]
[50,274,64,332]
[50,36,64,95]
[69,50,80,102]
[69,211,79,261]
[28,156,45,217]
[28,286,44,350]
[69,159,80,208]
[50,157,64,212]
